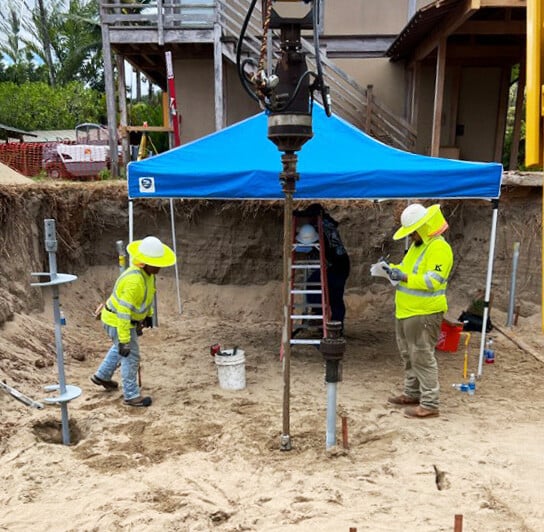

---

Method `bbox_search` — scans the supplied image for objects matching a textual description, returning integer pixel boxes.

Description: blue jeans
[95,325,140,401]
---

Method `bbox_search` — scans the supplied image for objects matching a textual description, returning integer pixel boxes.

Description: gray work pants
[395,312,443,410]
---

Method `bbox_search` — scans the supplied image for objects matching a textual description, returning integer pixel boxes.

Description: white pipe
[506,242,520,326]
[326,382,337,449]
[477,202,499,377]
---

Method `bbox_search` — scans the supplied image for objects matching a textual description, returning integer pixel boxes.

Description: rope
[253,0,274,101]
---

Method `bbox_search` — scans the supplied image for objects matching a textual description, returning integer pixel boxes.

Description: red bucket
[436,320,463,352]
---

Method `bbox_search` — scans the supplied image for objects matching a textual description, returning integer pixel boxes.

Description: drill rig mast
[237,0,331,451]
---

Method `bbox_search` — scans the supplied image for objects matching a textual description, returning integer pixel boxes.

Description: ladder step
[292,282,322,288]
[291,303,323,308]
[290,315,323,319]
[291,289,322,294]
[292,264,321,269]
[290,339,321,345]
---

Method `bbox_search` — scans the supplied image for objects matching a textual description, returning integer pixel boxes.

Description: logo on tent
[139,177,155,193]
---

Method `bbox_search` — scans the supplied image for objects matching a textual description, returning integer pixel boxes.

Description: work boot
[387,394,419,406]
[123,396,152,407]
[403,405,440,418]
[90,374,119,391]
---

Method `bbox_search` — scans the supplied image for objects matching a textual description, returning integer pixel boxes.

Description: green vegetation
[0,81,105,130]
[0,0,167,153]
[0,0,103,89]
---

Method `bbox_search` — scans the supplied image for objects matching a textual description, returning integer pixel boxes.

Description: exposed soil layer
[0,180,543,531]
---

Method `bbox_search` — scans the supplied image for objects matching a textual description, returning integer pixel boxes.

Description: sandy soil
[0,179,543,531]
[0,272,543,532]
[0,163,34,185]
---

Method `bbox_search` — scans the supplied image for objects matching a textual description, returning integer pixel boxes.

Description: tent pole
[477,199,499,377]
[128,200,134,242]
[169,198,183,314]
[280,153,298,452]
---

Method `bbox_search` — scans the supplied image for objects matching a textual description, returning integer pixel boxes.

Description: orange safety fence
[0,142,121,180]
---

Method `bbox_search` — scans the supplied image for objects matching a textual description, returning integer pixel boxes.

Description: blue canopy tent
[127,105,503,376]
[128,105,502,201]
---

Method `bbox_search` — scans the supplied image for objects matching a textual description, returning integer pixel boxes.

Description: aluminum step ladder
[290,215,330,346]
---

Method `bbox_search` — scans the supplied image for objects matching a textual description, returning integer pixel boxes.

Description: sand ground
[0,274,543,532]
[0,170,543,531]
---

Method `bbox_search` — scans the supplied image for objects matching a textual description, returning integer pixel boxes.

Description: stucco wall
[415,65,501,160]
[323,0,412,34]
[174,58,216,144]
[224,62,261,125]
[174,58,261,143]
[333,58,406,117]
[457,67,501,162]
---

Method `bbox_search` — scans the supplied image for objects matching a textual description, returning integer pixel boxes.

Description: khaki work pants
[395,312,443,410]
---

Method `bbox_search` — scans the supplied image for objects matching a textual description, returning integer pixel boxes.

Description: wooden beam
[123,126,173,132]
[446,43,523,59]
[213,22,224,131]
[448,66,461,147]
[412,62,420,129]
[494,323,544,365]
[100,18,119,178]
[431,37,447,157]
[458,20,526,34]
[414,0,478,62]
[480,0,526,7]
[116,55,131,170]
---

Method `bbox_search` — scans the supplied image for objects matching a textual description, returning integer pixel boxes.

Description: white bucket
[214,349,246,390]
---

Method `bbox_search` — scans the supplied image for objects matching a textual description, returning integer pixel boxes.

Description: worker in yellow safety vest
[90,236,176,407]
[379,203,453,418]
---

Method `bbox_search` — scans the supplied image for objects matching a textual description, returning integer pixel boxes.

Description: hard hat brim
[127,239,177,267]
[393,204,441,240]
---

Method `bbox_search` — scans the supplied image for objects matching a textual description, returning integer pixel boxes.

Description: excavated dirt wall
[0,181,541,328]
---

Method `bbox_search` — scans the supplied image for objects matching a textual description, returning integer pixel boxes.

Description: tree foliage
[0,0,103,88]
[0,81,105,130]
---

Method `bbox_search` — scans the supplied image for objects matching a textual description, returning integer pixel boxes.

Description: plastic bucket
[214,349,246,390]
[436,320,463,352]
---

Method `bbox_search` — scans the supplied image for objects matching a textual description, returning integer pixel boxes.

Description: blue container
[484,348,495,364]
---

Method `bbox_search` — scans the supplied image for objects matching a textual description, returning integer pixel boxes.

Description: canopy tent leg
[128,200,134,243]
[169,198,183,314]
[477,199,499,377]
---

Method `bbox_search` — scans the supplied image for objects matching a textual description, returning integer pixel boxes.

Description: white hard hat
[296,224,319,245]
[127,236,176,267]
[393,203,445,241]
[401,203,427,227]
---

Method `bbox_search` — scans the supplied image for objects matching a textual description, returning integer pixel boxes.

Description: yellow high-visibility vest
[391,236,453,319]
[101,266,155,343]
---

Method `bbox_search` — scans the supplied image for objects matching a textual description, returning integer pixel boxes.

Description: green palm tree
[20,0,102,88]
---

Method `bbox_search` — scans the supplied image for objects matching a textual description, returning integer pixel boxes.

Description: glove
[370,260,391,279]
[142,316,153,329]
[118,343,131,357]
[384,266,407,282]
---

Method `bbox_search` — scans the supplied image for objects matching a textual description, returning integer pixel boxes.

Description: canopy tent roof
[127,105,503,201]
